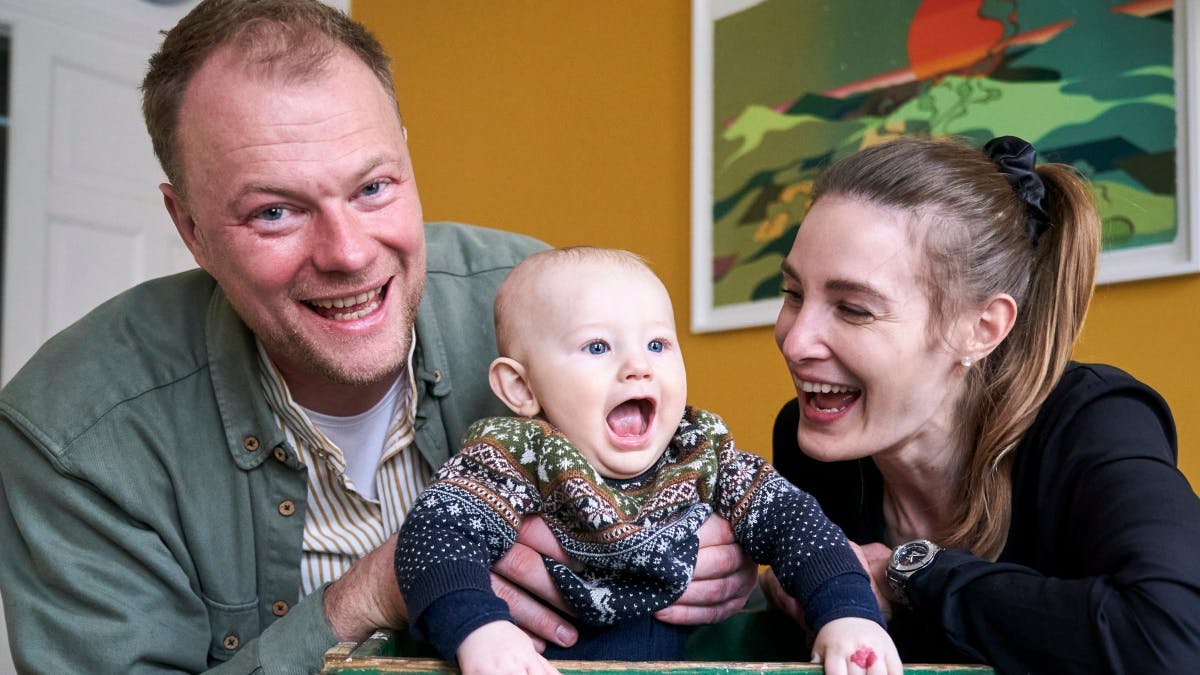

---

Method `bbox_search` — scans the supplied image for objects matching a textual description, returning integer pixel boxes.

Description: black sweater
[773,362,1200,674]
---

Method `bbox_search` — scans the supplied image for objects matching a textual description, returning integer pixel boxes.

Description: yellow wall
[353,1,1199,489]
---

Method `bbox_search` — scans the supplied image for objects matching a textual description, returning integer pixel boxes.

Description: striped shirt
[255,337,433,595]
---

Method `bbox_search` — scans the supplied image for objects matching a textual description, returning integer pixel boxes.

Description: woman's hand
[491,516,578,652]
[852,542,895,620]
[654,516,757,625]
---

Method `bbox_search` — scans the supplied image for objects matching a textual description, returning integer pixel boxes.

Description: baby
[394,247,900,674]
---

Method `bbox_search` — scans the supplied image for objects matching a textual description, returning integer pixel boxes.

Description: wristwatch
[886,539,942,607]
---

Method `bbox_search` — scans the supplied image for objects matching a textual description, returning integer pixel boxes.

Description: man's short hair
[141,0,397,193]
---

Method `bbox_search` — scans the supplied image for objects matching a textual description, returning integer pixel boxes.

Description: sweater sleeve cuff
[404,558,495,623]
[416,588,512,665]
[803,571,886,633]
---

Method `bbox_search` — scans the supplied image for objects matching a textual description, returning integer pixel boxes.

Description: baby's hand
[811,616,902,675]
[457,620,560,675]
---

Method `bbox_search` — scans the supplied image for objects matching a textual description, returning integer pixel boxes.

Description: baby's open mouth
[607,398,655,437]
[304,283,387,321]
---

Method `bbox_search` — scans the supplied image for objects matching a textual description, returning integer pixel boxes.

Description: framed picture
[691,0,1199,332]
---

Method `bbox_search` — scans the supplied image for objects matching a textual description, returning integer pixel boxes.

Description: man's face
[514,262,687,479]
[163,45,425,413]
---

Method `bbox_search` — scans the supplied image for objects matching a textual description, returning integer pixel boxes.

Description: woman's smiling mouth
[798,379,861,413]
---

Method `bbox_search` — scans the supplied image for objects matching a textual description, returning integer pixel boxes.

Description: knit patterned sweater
[394,406,882,661]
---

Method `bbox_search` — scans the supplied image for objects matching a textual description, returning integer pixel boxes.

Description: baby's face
[515,262,687,479]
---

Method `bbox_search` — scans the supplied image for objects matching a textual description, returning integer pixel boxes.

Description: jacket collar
[204,286,291,471]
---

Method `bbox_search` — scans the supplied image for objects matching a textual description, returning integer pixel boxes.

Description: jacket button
[278,500,296,516]
[243,436,260,452]
[273,446,288,462]
[223,633,240,650]
[433,369,442,383]
[272,600,289,616]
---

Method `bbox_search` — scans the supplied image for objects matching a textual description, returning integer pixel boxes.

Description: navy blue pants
[541,615,693,661]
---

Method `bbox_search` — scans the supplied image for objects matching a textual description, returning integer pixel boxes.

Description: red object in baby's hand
[850,646,878,669]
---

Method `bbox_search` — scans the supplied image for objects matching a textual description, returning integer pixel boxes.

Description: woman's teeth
[798,380,858,394]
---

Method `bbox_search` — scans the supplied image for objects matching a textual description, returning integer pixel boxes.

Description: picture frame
[691,0,1199,333]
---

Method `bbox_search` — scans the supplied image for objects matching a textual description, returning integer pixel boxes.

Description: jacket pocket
[201,593,260,663]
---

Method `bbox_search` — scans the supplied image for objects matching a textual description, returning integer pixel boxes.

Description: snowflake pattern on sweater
[395,407,878,650]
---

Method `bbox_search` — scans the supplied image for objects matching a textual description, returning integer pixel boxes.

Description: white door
[0,2,345,672]
[0,0,203,383]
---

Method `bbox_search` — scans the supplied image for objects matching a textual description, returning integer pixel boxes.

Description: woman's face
[774,195,966,463]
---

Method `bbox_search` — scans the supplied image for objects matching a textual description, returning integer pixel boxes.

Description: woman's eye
[647,340,664,353]
[839,304,874,320]
[586,341,609,355]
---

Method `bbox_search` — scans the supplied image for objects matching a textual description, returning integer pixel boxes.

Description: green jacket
[0,222,546,674]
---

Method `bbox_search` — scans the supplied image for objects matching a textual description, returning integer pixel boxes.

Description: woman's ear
[488,357,541,417]
[966,292,1018,360]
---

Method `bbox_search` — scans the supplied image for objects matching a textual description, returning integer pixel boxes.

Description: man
[0,1,753,672]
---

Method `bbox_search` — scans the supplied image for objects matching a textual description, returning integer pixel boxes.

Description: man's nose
[311,207,376,273]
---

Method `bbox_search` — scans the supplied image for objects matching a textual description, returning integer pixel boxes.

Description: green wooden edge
[322,631,995,675]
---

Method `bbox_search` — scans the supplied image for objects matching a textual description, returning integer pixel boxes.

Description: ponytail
[947,161,1100,558]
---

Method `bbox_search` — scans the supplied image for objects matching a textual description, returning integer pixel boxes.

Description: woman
[764,135,1200,673]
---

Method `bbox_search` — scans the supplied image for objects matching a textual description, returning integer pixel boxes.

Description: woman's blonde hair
[811,135,1100,558]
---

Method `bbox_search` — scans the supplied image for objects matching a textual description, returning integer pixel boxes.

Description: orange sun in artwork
[906,0,1004,80]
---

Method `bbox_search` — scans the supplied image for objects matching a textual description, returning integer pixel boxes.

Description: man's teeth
[311,289,379,309]
[309,288,382,320]
[798,380,858,394]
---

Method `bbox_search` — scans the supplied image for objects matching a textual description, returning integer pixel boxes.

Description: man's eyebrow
[226,153,406,214]
[780,259,890,303]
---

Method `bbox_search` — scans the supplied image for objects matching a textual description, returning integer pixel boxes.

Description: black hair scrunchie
[984,135,1051,247]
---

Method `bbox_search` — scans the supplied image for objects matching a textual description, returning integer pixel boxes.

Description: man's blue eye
[587,341,608,355]
[361,182,382,196]
[259,207,285,221]
[648,340,664,353]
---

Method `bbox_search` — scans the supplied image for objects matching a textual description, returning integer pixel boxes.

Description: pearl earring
[961,356,973,368]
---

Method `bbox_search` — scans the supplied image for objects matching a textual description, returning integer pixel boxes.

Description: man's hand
[654,516,756,625]
[323,532,408,642]
[491,517,578,652]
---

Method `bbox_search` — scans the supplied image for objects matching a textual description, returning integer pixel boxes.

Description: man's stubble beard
[265,276,424,389]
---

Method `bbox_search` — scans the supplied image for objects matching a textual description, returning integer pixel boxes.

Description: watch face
[893,541,934,572]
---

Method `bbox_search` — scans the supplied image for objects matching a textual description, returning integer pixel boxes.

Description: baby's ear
[488,357,541,417]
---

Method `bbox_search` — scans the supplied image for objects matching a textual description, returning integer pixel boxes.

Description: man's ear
[964,292,1018,361]
[160,183,208,269]
[488,357,541,417]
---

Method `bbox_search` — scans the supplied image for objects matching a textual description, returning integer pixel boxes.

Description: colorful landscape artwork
[693,0,1189,331]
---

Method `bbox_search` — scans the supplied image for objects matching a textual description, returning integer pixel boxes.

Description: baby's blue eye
[586,341,609,355]
[647,340,664,353]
